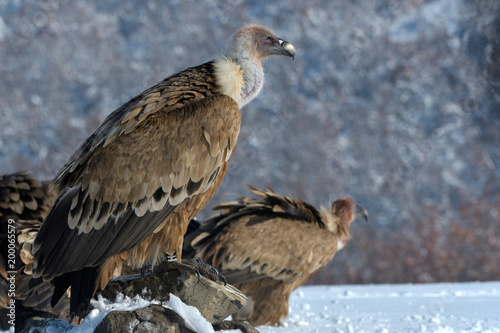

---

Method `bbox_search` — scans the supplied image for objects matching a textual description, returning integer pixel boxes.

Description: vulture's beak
[276,38,296,60]
[354,204,369,222]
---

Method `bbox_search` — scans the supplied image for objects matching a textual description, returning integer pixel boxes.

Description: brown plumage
[0,171,55,223]
[0,171,55,284]
[0,171,63,330]
[31,25,296,318]
[0,171,55,278]
[184,186,368,326]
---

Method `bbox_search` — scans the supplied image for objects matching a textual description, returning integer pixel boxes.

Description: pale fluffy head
[214,25,296,108]
[225,24,296,62]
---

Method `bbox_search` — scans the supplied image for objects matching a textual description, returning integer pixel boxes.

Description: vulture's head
[328,198,368,250]
[226,24,296,61]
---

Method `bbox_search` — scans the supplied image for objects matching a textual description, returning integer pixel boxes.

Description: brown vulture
[184,186,368,326]
[29,25,296,318]
[0,171,62,330]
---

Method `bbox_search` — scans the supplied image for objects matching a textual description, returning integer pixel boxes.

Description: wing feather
[33,93,240,280]
[200,216,338,284]
[0,171,55,222]
[188,187,338,285]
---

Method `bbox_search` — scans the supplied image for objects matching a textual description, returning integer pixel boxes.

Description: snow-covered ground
[5,281,499,333]
[260,282,500,333]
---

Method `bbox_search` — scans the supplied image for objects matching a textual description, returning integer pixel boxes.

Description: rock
[99,265,246,324]
[213,319,260,333]
[20,267,247,332]
[94,304,195,333]
[19,317,72,333]
[93,310,139,333]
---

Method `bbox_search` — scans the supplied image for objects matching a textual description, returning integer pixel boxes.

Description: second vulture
[184,186,368,326]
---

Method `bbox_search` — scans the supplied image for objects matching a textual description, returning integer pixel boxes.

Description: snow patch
[73,293,156,332]
[258,282,500,333]
[166,294,214,333]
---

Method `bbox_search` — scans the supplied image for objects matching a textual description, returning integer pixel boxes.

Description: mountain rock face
[1,0,499,283]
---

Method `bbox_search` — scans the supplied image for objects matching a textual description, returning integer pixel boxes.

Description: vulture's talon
[178,257,226,284]
[195,269,201,283]
[219,273,227,286]
[141,264,153,276]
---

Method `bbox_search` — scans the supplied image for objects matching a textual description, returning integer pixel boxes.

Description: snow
[259,282,500,333]
[166,293,214,333]
[4,281,499,333]
[72,293,155,332]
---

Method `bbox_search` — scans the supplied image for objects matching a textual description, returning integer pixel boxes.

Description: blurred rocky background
[1,0,499,284]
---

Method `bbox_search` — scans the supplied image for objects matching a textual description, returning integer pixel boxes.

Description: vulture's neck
[213,56,264,109]
[238,58,264,107]
[320,209,350,250]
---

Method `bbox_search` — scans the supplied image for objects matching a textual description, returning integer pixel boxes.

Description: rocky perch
[100,265,246,324]
[21,267,253,332]
[94,305,198,333]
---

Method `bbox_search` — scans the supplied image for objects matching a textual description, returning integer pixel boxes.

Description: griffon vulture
[0,171,64,330]
[184,186,368,326]
[30,25,296,318]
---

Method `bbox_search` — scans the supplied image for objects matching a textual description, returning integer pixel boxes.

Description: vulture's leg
[140,252,177,276]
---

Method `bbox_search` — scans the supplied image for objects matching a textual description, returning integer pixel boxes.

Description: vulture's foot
[142,255,226,284]
[140,264,154,276]
[177,257,227,285]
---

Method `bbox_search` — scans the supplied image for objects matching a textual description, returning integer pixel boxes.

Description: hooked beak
[354,204,369,222]
[276,38,296,60]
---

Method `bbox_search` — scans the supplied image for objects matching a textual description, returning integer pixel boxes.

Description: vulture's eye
[264,36,273,45]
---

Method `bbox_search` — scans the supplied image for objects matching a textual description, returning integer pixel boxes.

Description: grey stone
[99,266,246,324]
[93,304,195,333]
[93,310,139,333]
[134,305,155,321]
[19,317,72,333]
[213,319,260,333]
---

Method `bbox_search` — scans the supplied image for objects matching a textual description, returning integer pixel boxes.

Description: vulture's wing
[190,187,338,285]
[211,216,338,284]
[33,93,240,280]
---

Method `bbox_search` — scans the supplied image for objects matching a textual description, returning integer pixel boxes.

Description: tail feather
[52,266,99,319]
[182,219,201,258]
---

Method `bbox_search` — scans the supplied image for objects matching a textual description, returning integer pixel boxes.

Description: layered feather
[184,186,365,326]
[30,61,241,317]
